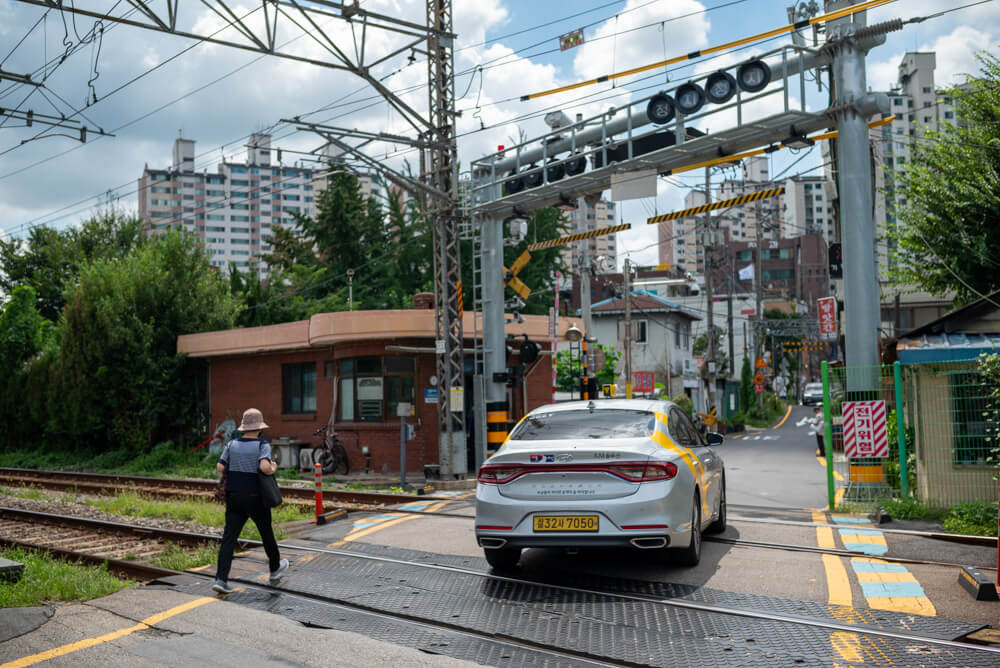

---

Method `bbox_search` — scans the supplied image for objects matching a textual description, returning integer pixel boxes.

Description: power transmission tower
[23,0,466,475]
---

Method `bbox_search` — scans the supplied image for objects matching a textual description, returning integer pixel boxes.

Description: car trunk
[490,438,654,501]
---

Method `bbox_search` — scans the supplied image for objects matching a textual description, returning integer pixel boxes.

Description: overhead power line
[519,0,899,101]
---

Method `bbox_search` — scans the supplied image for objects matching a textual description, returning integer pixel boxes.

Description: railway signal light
[646,93,676,125]
[675,82,706,116]
[705,71,738,104]
[737,59,771,93]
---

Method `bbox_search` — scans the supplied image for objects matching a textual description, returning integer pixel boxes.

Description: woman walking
[213,408,288,594]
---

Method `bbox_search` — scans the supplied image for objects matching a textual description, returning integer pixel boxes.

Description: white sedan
[475,399,726,570]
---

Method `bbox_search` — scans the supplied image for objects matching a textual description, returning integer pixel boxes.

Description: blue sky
[0,0,996,268]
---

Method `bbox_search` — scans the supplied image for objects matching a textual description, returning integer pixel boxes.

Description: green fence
[821,360,997,509]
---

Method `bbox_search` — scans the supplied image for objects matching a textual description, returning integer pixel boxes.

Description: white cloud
[868,24,997,91]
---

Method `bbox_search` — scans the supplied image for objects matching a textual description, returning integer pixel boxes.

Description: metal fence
[821,360,997,509]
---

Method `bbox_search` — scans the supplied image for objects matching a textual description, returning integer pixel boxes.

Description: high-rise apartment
[558,199,619,274]
[138,134,318,273]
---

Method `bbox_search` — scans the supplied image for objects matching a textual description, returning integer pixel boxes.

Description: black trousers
[216,492,281,583]
[815,432,825,454]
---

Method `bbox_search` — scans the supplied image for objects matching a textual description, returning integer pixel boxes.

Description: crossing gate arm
[526,223,632,252]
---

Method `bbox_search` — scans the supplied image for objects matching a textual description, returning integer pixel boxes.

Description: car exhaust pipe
[630,537,667,549]
[480,537,508,549]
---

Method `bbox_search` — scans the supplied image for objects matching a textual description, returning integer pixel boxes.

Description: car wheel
[705,482,726,534]
[483,547,521,572]
[672,496,701,567]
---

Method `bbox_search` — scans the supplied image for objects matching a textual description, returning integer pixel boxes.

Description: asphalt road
[721,404,829,510]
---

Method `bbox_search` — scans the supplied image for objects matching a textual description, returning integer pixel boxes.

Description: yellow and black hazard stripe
[526,223,631,251]
[486,401,509,450]
[782,340,827,351]
[647,187,784,225]
[520,0,894,101]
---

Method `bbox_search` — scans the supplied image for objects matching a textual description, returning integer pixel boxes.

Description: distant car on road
[474,399,726,571]
[802,382,824,405]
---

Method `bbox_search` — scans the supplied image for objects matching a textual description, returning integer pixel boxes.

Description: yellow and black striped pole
[581,339,589,400]
[647,187,784,224]
[526,223,631,252]
[486,401,508,455]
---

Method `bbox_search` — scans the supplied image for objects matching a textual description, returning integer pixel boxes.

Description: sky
[0,0,997,269]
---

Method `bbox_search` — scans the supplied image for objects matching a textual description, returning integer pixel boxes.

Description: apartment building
[138,134,318,274]
[558,198,619,276]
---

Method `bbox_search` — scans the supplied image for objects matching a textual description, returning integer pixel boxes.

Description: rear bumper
[474,479,694,550]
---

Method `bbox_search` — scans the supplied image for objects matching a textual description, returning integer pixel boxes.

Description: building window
[337,356,415,422]
[282,362,316,414]
[635,319,648,344]
[944,111,954,119]
[922,87,931,94]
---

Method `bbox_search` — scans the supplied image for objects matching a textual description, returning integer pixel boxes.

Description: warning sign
[843,400,888,458]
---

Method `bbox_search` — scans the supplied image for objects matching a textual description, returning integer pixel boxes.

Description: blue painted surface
[837,529,884,536]
[843,542,889,555]
[831,517,871,524]
[859,581,927,598]
[850,561,908,573]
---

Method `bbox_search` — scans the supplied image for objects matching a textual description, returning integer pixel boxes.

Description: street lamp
[565,323,583,400]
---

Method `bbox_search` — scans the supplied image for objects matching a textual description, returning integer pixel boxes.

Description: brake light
[608,461,677,482]
[477,464,525,484]
[477,461,677,484]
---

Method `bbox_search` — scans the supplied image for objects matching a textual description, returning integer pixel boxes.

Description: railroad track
[0,467,450,507]
[4,505,997,665]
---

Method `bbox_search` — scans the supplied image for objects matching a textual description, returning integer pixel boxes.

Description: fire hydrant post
[314,462,324,524]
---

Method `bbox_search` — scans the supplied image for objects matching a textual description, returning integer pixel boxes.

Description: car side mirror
[706,432,724,446]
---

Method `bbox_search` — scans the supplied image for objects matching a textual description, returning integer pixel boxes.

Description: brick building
[177,300,564,475]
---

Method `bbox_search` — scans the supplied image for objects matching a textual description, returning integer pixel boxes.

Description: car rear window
[805,383,823,391]
[510,409,656,440]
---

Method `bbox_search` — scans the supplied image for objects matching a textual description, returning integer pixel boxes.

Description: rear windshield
[510,409,656,441]
[805,383,823,391]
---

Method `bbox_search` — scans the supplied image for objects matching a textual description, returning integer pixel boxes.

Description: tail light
[477,461,677,484]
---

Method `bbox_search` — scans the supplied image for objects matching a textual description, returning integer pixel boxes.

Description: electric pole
[704,167,717,413]
[624,258,633,398]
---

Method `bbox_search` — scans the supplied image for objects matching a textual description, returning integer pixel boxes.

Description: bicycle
[312,426,350,475]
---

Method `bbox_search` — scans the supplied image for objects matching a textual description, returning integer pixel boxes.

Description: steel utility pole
[624,258,633,399]
[704,167,717,413]
[827,0,880,379]
[578,196,594,397]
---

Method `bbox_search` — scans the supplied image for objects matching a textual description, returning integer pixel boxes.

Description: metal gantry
[19,0,467,475]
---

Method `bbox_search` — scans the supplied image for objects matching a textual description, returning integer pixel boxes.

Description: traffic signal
[828,243,843,278]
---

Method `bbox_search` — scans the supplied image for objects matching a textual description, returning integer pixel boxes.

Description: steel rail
[0,468,452,505]
[0,537,179,582]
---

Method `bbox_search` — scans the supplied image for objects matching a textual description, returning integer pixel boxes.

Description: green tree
[888,52,1000,304]
[555,343,621,392]
[499,208,572,315]
[0,286,56,449]
[0,210,143,321]
[51,232,236,452]
[692,326,729,375]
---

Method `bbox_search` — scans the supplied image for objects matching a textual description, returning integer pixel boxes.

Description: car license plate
[532,515,599,532]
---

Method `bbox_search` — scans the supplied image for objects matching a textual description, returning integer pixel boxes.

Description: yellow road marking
[817,456,844,481]
[813,511,852,607]
[866,596,936,616]
[329,500,454,547]
[835,487,845,505]
[772,405,793,429]
[1,597,217,668]
[829,632,864,663]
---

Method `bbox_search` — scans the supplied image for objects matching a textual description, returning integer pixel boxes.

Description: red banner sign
[843,400,888,458]
[817,296,837,337]
[633,371,655,393]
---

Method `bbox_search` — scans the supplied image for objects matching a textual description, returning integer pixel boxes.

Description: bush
[671,394,694,418]
[943,501,998,536]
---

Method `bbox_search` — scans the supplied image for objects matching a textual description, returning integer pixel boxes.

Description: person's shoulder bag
[257,441,283,508]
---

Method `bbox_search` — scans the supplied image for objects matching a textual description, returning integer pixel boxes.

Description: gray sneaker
[212,580,234,595]
[269,558,289,584]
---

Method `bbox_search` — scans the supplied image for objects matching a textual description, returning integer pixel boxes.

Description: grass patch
[151,543,218,571]
[836,496,996,536]
[0,485,59,502]
[86,492,311,540]
[342,482,409,494]
[0,547,132,607]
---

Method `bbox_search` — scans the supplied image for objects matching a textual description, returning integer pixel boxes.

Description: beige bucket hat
[238,408,270,432]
